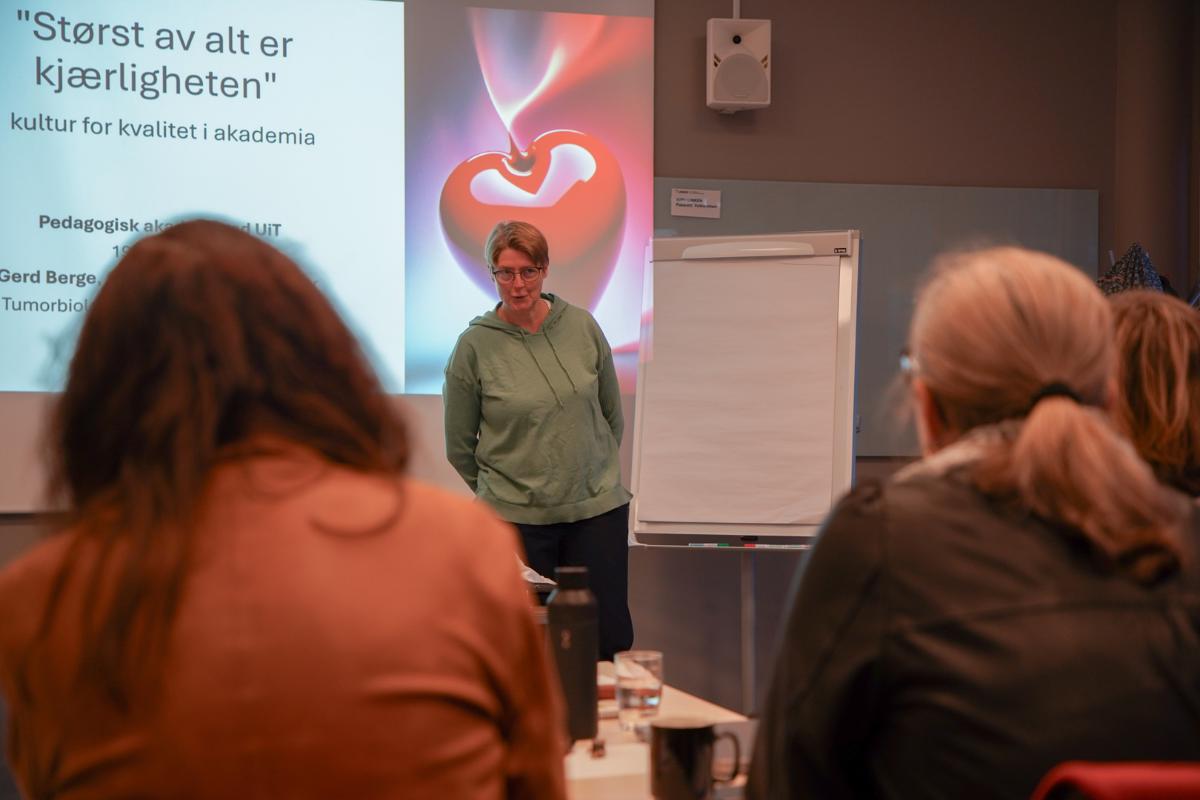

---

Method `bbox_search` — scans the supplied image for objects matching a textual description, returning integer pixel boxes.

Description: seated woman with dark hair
[748,248,1200,800]
[1111,290,1200,498]
[0,220,565,799]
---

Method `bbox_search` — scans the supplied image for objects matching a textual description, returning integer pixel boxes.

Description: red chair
[1031,761,1200,799]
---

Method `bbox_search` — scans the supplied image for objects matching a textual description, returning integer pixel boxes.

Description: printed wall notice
[670,188,721,219]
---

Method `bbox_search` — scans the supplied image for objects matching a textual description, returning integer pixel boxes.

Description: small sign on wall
[670,188,722,219]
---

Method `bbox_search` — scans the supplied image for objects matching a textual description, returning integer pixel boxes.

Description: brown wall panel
[1113,0,1194,291]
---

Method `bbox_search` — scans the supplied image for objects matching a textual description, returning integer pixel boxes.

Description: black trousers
[516,503,634,661]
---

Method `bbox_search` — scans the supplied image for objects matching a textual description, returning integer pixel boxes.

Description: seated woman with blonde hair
[1111,289,1200,498]
[0,220,565,799]
[748,247,1200,800]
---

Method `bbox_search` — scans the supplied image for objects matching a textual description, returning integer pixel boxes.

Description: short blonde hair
[1111,290,1200,496]
[910,247,1185,584]
[484,220,548,270]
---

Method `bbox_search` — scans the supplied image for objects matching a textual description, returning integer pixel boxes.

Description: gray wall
[652,177,1099,456]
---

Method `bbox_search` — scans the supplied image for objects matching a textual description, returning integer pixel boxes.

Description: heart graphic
[439,129,626,309]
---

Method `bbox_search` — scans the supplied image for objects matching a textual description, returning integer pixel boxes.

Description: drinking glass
[615,649,664,732]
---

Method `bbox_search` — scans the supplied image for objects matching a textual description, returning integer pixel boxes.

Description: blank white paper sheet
[636,256,840,525]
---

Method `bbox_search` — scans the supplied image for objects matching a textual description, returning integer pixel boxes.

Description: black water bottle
[547,566,598,742]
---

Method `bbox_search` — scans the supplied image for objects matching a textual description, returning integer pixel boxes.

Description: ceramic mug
[650,717,741,800]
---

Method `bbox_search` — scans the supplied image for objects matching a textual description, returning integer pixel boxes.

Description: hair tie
[1027,382,1081,413]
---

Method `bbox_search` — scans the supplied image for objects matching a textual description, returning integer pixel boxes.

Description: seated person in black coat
[748,247,1200,800]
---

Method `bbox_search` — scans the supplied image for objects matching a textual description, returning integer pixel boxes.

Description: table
[564,683,755,799]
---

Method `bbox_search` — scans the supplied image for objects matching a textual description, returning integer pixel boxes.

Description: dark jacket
[748,447,1200,800]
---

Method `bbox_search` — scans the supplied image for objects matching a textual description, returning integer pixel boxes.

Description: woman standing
[748,248,1200,799]
[444,220,633,660]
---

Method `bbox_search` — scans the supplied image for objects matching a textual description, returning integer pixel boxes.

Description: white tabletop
[564,683,754,800]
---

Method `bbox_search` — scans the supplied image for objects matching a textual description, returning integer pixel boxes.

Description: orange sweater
[0,450,566,799]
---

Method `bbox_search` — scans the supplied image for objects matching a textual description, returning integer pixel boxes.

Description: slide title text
[16,9,295,100]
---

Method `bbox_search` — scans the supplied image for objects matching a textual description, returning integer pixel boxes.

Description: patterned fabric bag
[1097,242,1163,295]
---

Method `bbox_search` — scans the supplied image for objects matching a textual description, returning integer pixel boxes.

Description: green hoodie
[443,293,631,525]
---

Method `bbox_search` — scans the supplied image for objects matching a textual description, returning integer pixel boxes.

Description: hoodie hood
[467,293,576,406]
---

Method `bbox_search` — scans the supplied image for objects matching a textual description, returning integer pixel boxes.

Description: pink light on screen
[439,8,648,314]
[469,9,645,149]
[439,129,626,310]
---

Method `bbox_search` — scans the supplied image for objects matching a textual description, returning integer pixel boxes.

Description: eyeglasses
[491,266,544,284]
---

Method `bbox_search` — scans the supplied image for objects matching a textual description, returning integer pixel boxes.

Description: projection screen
[0,0,654,510]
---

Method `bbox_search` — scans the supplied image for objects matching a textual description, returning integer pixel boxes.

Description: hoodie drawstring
[544,328,579,394]
[521,332,565,408]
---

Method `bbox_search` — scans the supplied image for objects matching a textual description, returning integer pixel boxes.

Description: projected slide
[404,3,653,392]
[0,0,405,391]
[0,0,653,396]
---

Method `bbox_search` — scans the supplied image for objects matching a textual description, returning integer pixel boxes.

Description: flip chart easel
[630,230,860,711]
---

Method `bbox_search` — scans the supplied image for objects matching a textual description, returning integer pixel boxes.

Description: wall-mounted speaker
[706,18,771,113]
